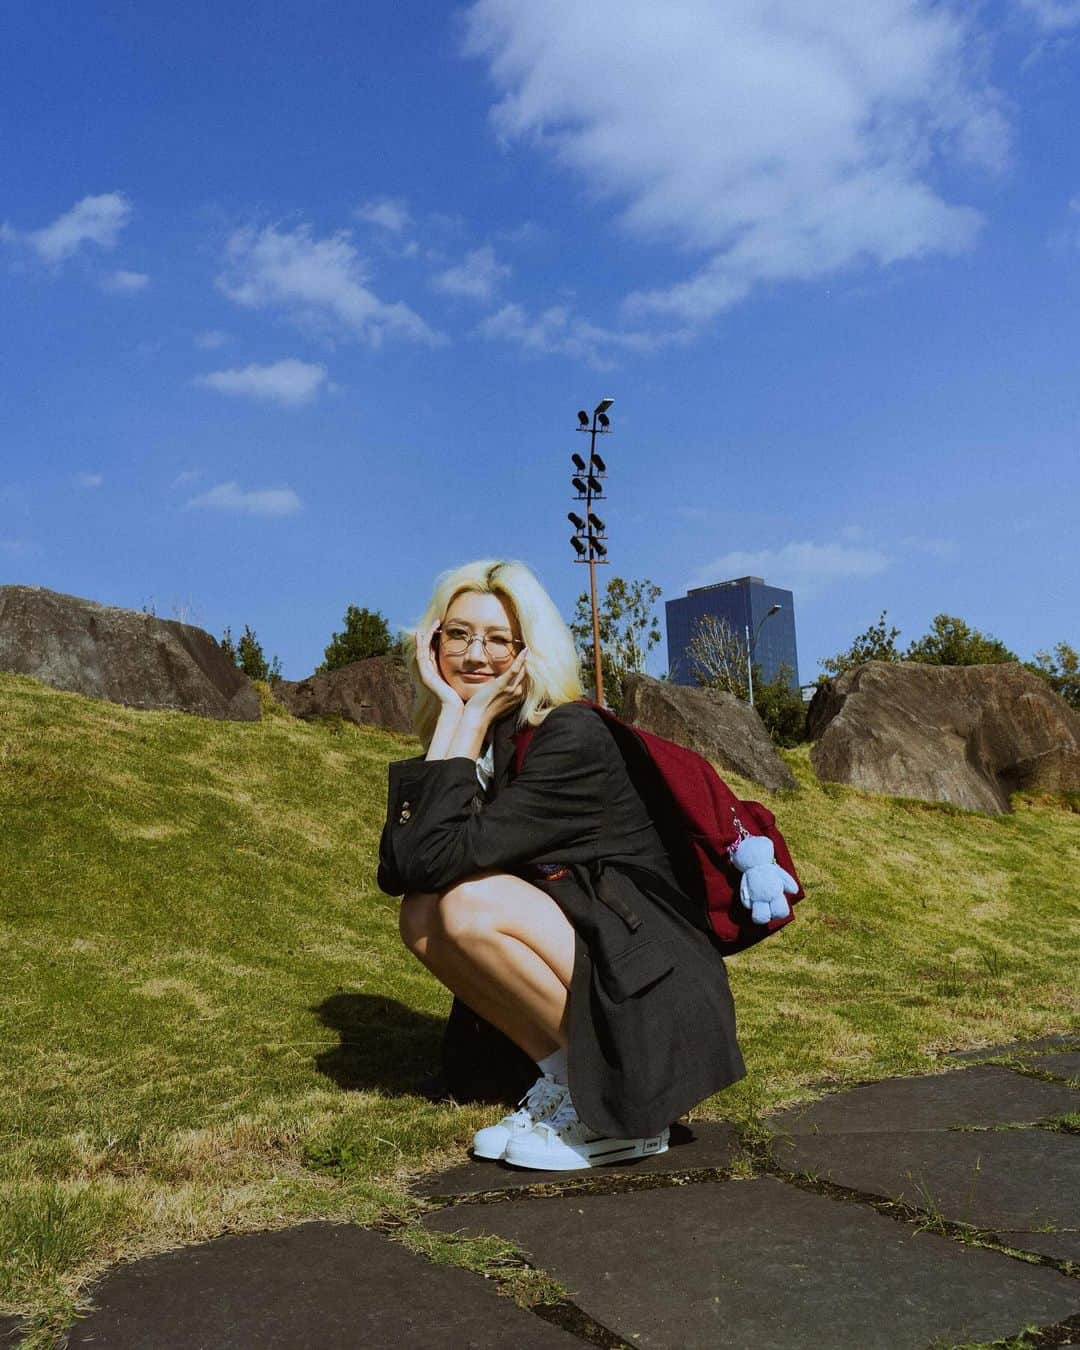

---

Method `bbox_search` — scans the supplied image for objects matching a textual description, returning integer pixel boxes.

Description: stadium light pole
[745,604,782,708]
[569,398,613,704]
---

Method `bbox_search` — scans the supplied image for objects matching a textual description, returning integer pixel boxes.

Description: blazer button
[398,808,412,823]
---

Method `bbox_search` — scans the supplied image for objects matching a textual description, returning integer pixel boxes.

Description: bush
[753,664,806,747]
[318,606,392,673]
[220,625,281,684]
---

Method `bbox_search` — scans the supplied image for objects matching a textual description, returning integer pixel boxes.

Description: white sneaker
[471,1074,570,1160]
[503,1096,670,1171]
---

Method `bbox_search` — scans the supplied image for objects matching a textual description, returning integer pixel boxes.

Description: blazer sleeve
[376,704,608,896]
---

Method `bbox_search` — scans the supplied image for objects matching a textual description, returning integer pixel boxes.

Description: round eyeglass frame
[436,626,523,661]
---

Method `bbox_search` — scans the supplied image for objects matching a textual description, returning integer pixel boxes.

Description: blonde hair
[405,558,583,747]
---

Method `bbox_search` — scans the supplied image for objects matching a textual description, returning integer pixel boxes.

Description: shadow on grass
[312,993,446,1095]
[311,994,538,1106]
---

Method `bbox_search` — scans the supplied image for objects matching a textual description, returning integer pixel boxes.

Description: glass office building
[665,576,799,688]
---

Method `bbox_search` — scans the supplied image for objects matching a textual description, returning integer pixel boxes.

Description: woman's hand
[460,647,529,730]
[415,623,464,711]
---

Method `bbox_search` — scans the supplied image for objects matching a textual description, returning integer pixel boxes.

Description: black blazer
[378,702,745,1137]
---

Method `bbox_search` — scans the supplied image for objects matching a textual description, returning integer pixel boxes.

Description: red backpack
[514,700,803,956]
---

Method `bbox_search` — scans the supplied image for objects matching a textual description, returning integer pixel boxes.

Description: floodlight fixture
[767,604,782,616]
[591,540,608,558]
[588,513,605,532]
[568,511,586,530]
[594,397,614,416]
[571,536,588,557]
[571,475,587,495]
[577,410,590,427]
[590,452,606,472]
[597,412,610,429]
[587,475,603,493]
[571,452,587,471]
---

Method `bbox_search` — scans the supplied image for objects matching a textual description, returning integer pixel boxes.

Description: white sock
[536,1047,569,1085]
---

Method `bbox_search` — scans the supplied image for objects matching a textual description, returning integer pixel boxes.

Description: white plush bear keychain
[730,835,800,925]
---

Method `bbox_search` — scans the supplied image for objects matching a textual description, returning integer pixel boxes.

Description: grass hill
[1,672,1077,1341]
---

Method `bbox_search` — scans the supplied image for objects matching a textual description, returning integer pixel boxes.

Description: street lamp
[569,397,613,704]
[745,604,782,708]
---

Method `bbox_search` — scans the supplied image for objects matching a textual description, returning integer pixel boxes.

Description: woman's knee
[398,892,441,953]
[437,874,505,946]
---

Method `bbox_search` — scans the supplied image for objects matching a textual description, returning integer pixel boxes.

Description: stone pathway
[4,1039,1076,1348]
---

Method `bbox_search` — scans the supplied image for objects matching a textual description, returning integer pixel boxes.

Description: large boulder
[0,584,259,720]
[273,655,414,734]
[621,674,798,792]
[808,661,1080,814]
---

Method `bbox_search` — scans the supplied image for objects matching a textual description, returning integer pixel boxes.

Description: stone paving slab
[425,1176,1080,1349]
[768,1066,1079,1135]
[1025,1052,1080,1080]
[65,1223,579,1349]
[415,1121,740,1198]
[773,1125,1080,1237]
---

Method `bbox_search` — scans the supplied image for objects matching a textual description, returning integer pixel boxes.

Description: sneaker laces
[507,1073,566,1127]
[541,1094,581,1135]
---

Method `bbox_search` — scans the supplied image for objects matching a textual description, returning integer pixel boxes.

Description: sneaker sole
[504,1133,669,1171]
[470,1140,506,1160]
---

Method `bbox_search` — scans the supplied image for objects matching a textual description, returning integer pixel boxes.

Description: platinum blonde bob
[406,558,583,747]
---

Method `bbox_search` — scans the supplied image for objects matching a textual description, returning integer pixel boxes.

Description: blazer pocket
[600,939,676,1003]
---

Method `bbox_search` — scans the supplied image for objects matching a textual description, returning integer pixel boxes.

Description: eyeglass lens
[440,628,516,659]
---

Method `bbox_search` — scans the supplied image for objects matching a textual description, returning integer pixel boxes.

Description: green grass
[1,672,1077,1337]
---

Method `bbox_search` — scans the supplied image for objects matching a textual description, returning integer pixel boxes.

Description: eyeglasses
[437,625,522,661]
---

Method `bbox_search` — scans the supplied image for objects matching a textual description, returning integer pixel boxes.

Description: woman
[377,558,745,1170]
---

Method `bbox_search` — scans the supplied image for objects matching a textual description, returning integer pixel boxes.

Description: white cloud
[75,472,103,489]
[1016,0,1080,29]
[689,540,891,598]
[102,268,149,293]
[184,481,302,518]
[172,469,201,487]
[194,330,229,349]
[354,197,412,232]
[478,301,685,368]
[2,192,132,264]
[217,223,440,347]
[463,1,1008,323]
[194,358,328,407]
[433,245,511,301]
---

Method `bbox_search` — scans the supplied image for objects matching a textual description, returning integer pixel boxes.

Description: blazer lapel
[491,712,518,793]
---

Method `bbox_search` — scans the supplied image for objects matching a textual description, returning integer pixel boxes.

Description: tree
[1028,641,1080,709]
[820,611,902,679]
[753,663,807,747]
[905,614,1017,667]
[686,614,749,699]
[571,576,662,715]
[318,605,393,673]
[224,624,282,684]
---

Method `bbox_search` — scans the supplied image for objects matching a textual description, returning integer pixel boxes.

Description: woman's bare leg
[400,872,575,1062]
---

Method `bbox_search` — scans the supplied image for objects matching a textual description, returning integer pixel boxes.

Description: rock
[273,655,414,734]
[0,584,259,720]
[808,661,1080,813]
[621,674,797,792]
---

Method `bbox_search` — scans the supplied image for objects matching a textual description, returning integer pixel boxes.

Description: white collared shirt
[475,738,495,793]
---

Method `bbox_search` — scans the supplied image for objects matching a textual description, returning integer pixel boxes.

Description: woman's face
[436,591,522,702]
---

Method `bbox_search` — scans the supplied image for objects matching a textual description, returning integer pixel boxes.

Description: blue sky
[3,0,1079,682]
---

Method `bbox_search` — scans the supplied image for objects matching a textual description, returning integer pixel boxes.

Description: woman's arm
[378,704,609,896]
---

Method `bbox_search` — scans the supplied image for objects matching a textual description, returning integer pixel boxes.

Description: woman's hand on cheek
[415,624,464,710]
[463,649,529,726]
